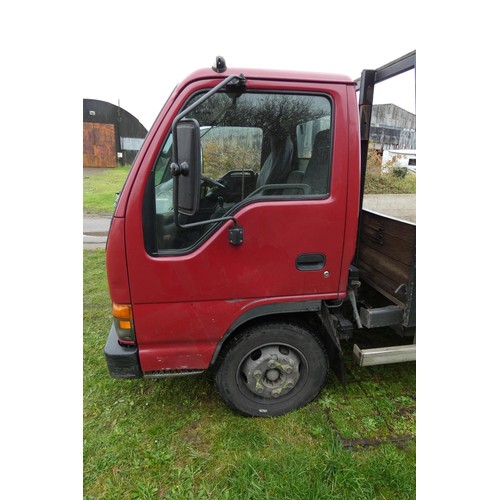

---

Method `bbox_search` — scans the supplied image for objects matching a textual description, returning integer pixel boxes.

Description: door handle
[296,253,326,271]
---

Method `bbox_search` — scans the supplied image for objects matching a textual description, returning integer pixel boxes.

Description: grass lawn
[364,169,416,195]
[84,250,416,499]
[83,166,131,214]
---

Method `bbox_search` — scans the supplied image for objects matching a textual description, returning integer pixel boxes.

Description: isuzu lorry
[104,51,416,417]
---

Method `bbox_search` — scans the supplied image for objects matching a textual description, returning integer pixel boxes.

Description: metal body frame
[356,50,416,224]
[351,51,416,367]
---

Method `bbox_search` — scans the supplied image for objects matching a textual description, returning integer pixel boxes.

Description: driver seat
[256,135,294,188]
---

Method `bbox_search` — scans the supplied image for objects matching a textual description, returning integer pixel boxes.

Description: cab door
[125,79,352,373]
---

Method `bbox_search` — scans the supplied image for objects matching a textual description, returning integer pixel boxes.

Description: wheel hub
[240,345,301,399]
[266,369,280,382]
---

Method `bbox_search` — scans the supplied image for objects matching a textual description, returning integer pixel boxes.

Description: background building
[83,99,148,167]
[83,101,416,168]
[369,104,416,152]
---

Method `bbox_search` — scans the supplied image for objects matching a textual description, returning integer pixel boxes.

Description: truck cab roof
[179,67,356,87]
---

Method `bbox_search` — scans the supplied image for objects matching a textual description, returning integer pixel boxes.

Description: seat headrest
[312,129,330,149]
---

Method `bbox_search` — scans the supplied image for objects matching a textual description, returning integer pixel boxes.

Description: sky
[97,69,416,132]
[80,1,417,130]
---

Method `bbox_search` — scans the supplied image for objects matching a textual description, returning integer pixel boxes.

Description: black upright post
[355,69,375,265]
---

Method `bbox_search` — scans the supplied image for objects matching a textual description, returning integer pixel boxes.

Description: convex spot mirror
[172,118,201,216]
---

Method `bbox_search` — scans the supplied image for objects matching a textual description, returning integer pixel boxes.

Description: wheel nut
[268,361,277,369]
[283,365,293,374]
[255,386,264,394]
[271,389,281,398]
[285,381,294,389]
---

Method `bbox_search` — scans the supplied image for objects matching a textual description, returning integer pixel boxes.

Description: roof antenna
[212,56,227,73]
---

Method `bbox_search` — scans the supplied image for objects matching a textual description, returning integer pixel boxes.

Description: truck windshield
[152,90,333,253]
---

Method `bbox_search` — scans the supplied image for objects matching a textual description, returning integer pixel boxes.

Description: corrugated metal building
[83,99,148,167]
[370,104,416,151]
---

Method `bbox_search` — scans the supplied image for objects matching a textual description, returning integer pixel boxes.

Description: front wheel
[215,322,328,417]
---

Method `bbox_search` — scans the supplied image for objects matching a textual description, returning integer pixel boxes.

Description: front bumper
[104,323,143,379]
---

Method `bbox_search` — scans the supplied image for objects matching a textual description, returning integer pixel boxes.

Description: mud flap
[318,302,346,384]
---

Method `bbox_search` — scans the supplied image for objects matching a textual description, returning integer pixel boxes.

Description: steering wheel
[201,175,225,189]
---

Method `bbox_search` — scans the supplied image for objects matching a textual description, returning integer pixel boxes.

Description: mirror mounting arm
[172,73,246,133]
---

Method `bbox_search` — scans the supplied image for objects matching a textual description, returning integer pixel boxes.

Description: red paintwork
[107,66,360,373]
[105,217,130,304]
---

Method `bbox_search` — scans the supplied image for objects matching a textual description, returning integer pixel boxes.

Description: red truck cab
[104,59,361,416]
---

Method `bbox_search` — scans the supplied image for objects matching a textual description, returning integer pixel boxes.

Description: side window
[152,92,333,253]
[201,125,263,204]
[154,134,174,218]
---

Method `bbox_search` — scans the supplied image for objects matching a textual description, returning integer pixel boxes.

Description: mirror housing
[171,118,201,216]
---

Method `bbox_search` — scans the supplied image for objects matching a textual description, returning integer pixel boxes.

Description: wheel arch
[209,300,344,380]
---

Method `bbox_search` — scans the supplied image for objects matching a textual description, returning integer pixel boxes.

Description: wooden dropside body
[357,209,416,328]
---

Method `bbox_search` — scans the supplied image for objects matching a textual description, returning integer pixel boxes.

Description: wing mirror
[171,118,201,216]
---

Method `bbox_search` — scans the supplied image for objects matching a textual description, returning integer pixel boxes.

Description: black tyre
[215,322,328,417]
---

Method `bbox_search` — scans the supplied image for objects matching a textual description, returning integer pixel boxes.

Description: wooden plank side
[362,209,416,241]
[358,261,407,306]
[359,209,415,266]
[358,209,416,306]
[360,223,414,264]
[358,245,411,285]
